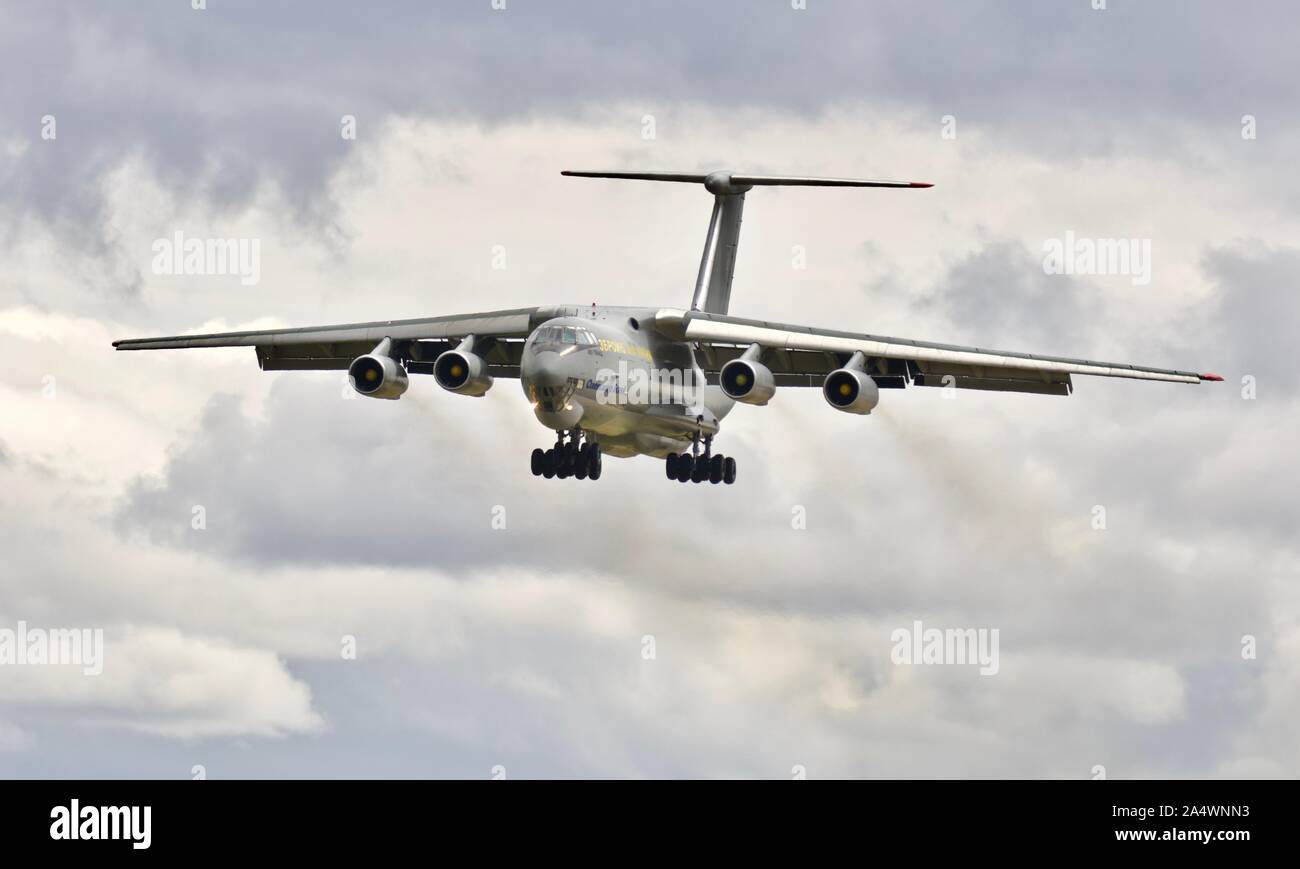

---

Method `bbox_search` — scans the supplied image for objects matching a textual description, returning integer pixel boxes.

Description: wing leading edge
[111,307,540,350]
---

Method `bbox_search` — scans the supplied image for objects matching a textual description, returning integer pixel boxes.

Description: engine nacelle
[719,357,776,405]
[434,349,493,397]
[823,367,880,415]
[348,353,409,400]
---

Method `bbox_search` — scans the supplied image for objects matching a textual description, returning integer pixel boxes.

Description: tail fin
[561,169,932,314]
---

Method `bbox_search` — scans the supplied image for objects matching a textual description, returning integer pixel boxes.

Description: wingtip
[1199,373,1224,382]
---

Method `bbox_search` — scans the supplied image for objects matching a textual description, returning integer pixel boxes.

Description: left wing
[113,306,563,378]
[652,309,1220,395]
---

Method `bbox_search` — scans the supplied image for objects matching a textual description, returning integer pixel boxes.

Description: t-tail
[561,169,932,315]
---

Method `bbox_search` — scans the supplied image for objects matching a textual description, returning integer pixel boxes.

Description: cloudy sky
[1,0,1298,778]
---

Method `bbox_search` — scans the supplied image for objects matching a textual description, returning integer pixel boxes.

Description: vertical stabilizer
[560,169,931,317]
[691,187,747,314]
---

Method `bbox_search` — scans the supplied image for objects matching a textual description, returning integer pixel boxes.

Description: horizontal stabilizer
[560,170,709,183]
[731,174,931,188]
[561,170,932,189]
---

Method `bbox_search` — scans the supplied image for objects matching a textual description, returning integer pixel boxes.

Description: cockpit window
[530,322,600,353]
[532,324,598,351]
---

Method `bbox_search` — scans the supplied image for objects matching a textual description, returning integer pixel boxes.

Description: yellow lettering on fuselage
[597,339,653,362]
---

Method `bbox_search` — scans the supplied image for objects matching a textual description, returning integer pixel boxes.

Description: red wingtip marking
[1199,373,1224,382]
[910,182,934,188]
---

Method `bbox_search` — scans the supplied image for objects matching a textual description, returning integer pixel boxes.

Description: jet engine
[719,345,775,405]
[348,351,409,400]
[822,354,880,415]
[434,349,493,396]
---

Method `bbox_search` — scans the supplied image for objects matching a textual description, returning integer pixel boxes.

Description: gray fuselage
[519,306,733,458]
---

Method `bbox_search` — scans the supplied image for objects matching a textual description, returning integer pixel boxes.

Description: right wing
[653,309,1220,395]
[113,306,563,378]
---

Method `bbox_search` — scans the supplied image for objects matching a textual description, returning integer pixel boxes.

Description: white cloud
[0,627,322,740]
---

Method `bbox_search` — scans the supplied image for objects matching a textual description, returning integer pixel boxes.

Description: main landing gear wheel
[537,431,601,481]
[665,447,737,485]
[691,458,708,483]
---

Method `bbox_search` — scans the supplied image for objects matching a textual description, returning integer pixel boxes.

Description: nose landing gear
[531,428,601,481]
[665,434,735,485]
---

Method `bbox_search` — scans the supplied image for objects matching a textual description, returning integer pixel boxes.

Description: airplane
[114,169,1222,485]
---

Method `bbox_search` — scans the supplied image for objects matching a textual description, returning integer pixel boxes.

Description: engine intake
[823,366,879,415]
[349,352,409,400]
[719,356,775,405]
[434,349,493,396]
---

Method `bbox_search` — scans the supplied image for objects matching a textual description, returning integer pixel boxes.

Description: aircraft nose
[523,352,567,390]
[523,348,585,428]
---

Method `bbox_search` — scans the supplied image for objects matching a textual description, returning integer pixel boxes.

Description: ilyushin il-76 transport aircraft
[115,170,1222,485]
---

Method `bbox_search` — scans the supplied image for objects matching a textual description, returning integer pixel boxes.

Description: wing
[112,307,564,378]
[654,310,1220,395]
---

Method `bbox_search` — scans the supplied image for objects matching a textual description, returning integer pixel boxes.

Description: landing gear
[534,429,600,481]
[665,434,735,485]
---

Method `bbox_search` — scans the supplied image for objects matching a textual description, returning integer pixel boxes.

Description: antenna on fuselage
[561,169,932,315]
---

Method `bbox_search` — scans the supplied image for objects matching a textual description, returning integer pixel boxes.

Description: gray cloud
[910,239,1104,350]
[4,0,1297,238]
[1201,242,1300,394]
